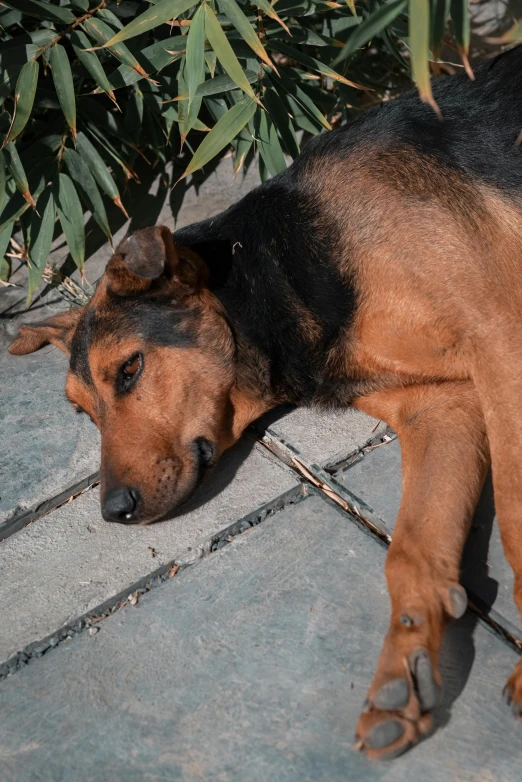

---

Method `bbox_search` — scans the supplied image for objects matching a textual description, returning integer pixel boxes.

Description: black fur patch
[69,297,197,385]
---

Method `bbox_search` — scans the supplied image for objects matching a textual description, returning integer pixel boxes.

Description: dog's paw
[354,648,440,761]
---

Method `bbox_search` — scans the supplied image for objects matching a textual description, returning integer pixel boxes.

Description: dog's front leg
[352,382,489,760]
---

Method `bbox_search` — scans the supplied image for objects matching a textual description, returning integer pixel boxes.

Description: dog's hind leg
[469,333,522,716]
[352,381,489,760]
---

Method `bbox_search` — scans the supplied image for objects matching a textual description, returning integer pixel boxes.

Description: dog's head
[9,226,259,524]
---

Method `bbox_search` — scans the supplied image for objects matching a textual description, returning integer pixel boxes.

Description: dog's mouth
[192,436,217,487]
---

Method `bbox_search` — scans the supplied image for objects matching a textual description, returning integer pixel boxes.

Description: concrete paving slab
[335,439,520,637]
[0,437,298,664]
[0,346,100,532]
[257,406,387,469]
[1,492,521,781]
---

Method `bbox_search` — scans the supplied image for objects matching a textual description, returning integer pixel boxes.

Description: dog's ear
[106,225,207,296]
[8,307,84,356]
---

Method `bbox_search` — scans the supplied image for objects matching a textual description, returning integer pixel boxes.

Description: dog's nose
[102,487,140,523]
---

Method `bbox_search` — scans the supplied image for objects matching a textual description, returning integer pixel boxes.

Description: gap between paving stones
[0,483,308,681]
[0,472,100,542]
[4,418,520,685]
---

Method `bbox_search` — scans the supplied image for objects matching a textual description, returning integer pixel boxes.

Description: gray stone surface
[0,346,100,529]
[0,437,297,663]
[258,406,386,468]
[336,439,520,636]
[1,493,521,781]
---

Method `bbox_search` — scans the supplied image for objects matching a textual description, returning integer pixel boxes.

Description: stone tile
[0,346,100,531]
[335,439,520,636]
[0,437,297,663]
[258,406,386,468]
[1,493,520,781]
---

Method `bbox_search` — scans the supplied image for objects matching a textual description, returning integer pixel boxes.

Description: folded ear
[8,307,84,356]
[106,225,207,296]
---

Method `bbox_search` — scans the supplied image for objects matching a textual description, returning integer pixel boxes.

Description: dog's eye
[122,355,141,376]
[118,352,143,393]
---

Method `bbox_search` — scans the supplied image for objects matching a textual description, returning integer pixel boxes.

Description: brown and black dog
[9,46,522,759]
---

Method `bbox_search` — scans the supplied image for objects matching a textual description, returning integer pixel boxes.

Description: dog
[9,45,522,760]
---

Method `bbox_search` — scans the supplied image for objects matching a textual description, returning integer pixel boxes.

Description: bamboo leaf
[217,0,276,70]
[180,96,256,179]
[82,17,151,82]
[2,59,39,148]
[0,151,5,214]
[450,0,473,77]
[62,147,112,241]
[55,173,85,273]
[49,45,77,142]
[0,223,13,281]
[263,85,300,158]
[76,132,128,218]
[186,4,206,109]
[255,0,290,34]
[70,30,116,100]
[2,0,75,24]
[204,4,257,100]
[254,109,286,176]
[27,188,55,303]
[333,0,407,65]
[196,70,258,96]
[205,51,217,78]
[269,40,366,88]
[409,0,440,114]
[5,142,36,209]
[234,134,253,175]
[99,0,197,47]
[431,0,450,58]
[270,69,331,130]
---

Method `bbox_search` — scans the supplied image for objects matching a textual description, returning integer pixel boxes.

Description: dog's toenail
[365,720,404,750]
[361,698,371,713]
[400,614,413,627]
[503,684,513,706]
[448,585,467,619]
[373,678,410,710]
[409,649,440,712]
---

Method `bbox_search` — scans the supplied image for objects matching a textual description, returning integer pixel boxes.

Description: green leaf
[409,0,439,113]
[196,70,258,97]
[2,0,75,24]
[204,4,257,101]
[2,59,39,147]
[62,147,112,241]
[27,188,55,303]
[254,109,286,177]
[76,132,118,200]
[55,173,85,273]
[233,133,253,175]
[5,142,36,209]
[450,0,472,75]
[431,0,450,57]
[205,51,217,78]
[263,85,299,158]
[270,69,331,131]
[82,17,150,81]
[268,40,365,88]
[124,88,144,142]
[216,0,274,69]
[0,150,5,213]
[99,0,197,47]
[0,224,12,268]
[49,45,77,142]
[333,0,407,65]
[181,96,256,179]
[255,0,290,34]
[70,30,115,99]
[186,4,206,109]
